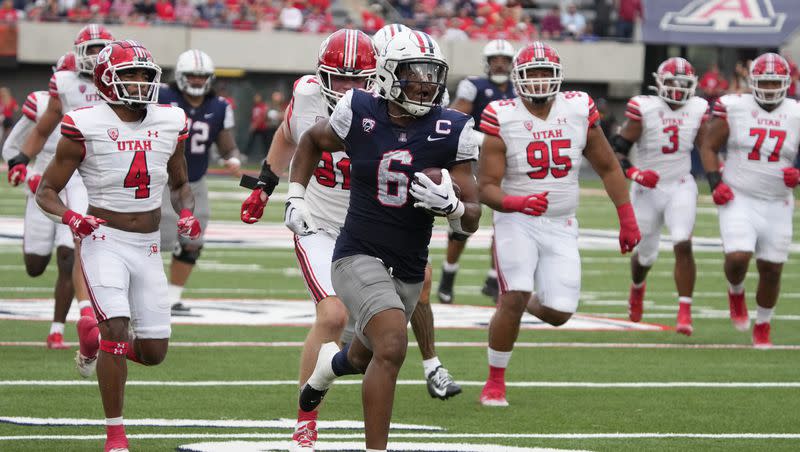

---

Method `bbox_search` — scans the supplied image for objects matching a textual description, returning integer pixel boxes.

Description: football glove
[617,202,641,254]
[501,192,549,216]
[62,210,106,240]
[7,153,29,187]
[284,182,318,236]
[712,183,734,205]
[177,209,202,240]
[410,169,464,218]
[625,167,660,188]
[27,174,42,194]
[783,167,799,188]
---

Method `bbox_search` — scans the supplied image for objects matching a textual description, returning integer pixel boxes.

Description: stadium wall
[16,22,645,83]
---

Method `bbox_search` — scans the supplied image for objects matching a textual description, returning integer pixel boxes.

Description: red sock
[489,365,505,383]
[298,409,318,423]
[125,343,142,364]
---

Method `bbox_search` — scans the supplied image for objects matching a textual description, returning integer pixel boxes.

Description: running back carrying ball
[414,167,462,205]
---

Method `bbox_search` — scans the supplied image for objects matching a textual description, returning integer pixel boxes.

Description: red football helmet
[317,29,377,110]
[652,57,697,105]
[94,40,162,108]
[511,41,563,102]
[54,51,77,73]
[749,53,791,105]
[74,24,114,76]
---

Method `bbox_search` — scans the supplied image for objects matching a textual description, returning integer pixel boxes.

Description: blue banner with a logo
[642,0,799,47]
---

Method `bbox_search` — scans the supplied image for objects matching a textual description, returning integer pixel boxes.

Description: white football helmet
[175,49,215,97]
[483,39,515,85]
[374,30,448,117]
[373,23,411,55]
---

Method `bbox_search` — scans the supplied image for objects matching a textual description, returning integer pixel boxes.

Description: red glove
[8,164,27,186]
[62,210,106,239]
[241,188,268,224]
[502,192,549,216]
[177,209,202,240]
[27,174,42,194]
[782,167,799,188]
[712,183,734,205]
[617,202,641,254]
[625,167,660,188]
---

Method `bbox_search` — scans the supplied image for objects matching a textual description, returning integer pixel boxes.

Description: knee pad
[172,244,202,265]
[448,231,470,242]
[637,250,658,267]
[100,340,129,356]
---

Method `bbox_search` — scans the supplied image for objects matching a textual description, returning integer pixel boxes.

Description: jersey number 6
[377,149,413,207]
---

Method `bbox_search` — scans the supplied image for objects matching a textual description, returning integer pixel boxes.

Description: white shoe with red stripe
[290,420,317,452]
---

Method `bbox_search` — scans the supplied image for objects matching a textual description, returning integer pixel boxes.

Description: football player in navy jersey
[438,39,516,305]
[158,49,241,314]
[289,31,481,451]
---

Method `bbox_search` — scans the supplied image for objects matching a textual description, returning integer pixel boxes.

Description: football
[417,167,462,199]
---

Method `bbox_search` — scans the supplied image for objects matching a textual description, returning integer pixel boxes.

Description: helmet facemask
[99,64,162,110]
[486,55,513,85]
[750,75,790,105]
[512,63,562,103]
[654,73,697,105]
[317,66,375,111]
[75,42,110,76]
[383,59,447,117]
[177,71,214,97]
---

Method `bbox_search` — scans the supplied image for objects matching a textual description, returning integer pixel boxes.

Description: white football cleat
[75,350,97,379]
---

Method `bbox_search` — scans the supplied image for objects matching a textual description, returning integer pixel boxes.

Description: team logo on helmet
[107,128,119,141]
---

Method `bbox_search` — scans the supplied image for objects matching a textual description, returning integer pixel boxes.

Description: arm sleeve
[587,96,600,128]
[455,79,478,102]
[625,98,642,121]
[455,117,479,162]
[60,114,85,142]
[329,89,354,141]
[479,103,500,137]
[2,115,36,162]
[223,101,235,129]
[48,74,59,99]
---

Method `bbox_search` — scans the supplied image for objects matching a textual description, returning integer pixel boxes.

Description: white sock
[487,347,512,368]
[756,306,774,325]
[422,356,441,377]
[167,284,184,305]
[729,282,745,294]
[678,296,692,305]
[105,416,123,426]
[632,281,645,289]
[77,300,92,311]
[442,262,459,273]
[306,342,338,391]
[49,322,65,335]
[486,269,498,279]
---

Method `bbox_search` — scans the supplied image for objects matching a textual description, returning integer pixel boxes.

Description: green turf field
[0,172,799,451]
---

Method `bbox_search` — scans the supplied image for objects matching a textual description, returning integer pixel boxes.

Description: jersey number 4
[748,128,785,162]
[527,140,572,179]
[124,151,150,199]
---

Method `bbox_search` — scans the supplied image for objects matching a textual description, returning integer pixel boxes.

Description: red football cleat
[728,290,750,332]
[290,420,317,452]
[753,323,772,349]
[46,332,69,350]
[676,302,693,336]
[479,379,508,407]
[105,424,129,452]
[628,283,645,322]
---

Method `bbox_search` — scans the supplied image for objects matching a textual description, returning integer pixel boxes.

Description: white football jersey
[63,103,188,212]
[2,91,61,173]
[49,70,104,113]
[286,75,350,233]
[481,92,599,218]
[626,95,708,184]
[714,93,800,200]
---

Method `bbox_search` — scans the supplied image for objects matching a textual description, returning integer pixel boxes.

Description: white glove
[410,169,464,219]
[284,182,318,236]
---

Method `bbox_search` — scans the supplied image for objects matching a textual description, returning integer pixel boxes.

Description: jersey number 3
[124,151,151,199]
[527,140,572,179]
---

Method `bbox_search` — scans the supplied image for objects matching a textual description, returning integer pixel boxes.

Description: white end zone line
[2,341,800,350]
[1,432,800,440]
[2,380,800,388]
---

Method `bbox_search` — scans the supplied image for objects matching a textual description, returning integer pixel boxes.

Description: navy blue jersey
[329,89,478,282]
[158,85,234,182]
[454,76,515,127]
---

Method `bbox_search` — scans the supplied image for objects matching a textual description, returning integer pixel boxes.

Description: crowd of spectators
[0,0,644,42]
[0,0,335,32]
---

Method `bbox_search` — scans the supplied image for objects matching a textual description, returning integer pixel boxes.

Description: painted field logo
[660,0,786,32]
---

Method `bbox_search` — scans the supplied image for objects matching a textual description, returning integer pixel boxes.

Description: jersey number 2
[124,151,150,199]
[527,140,572,179]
